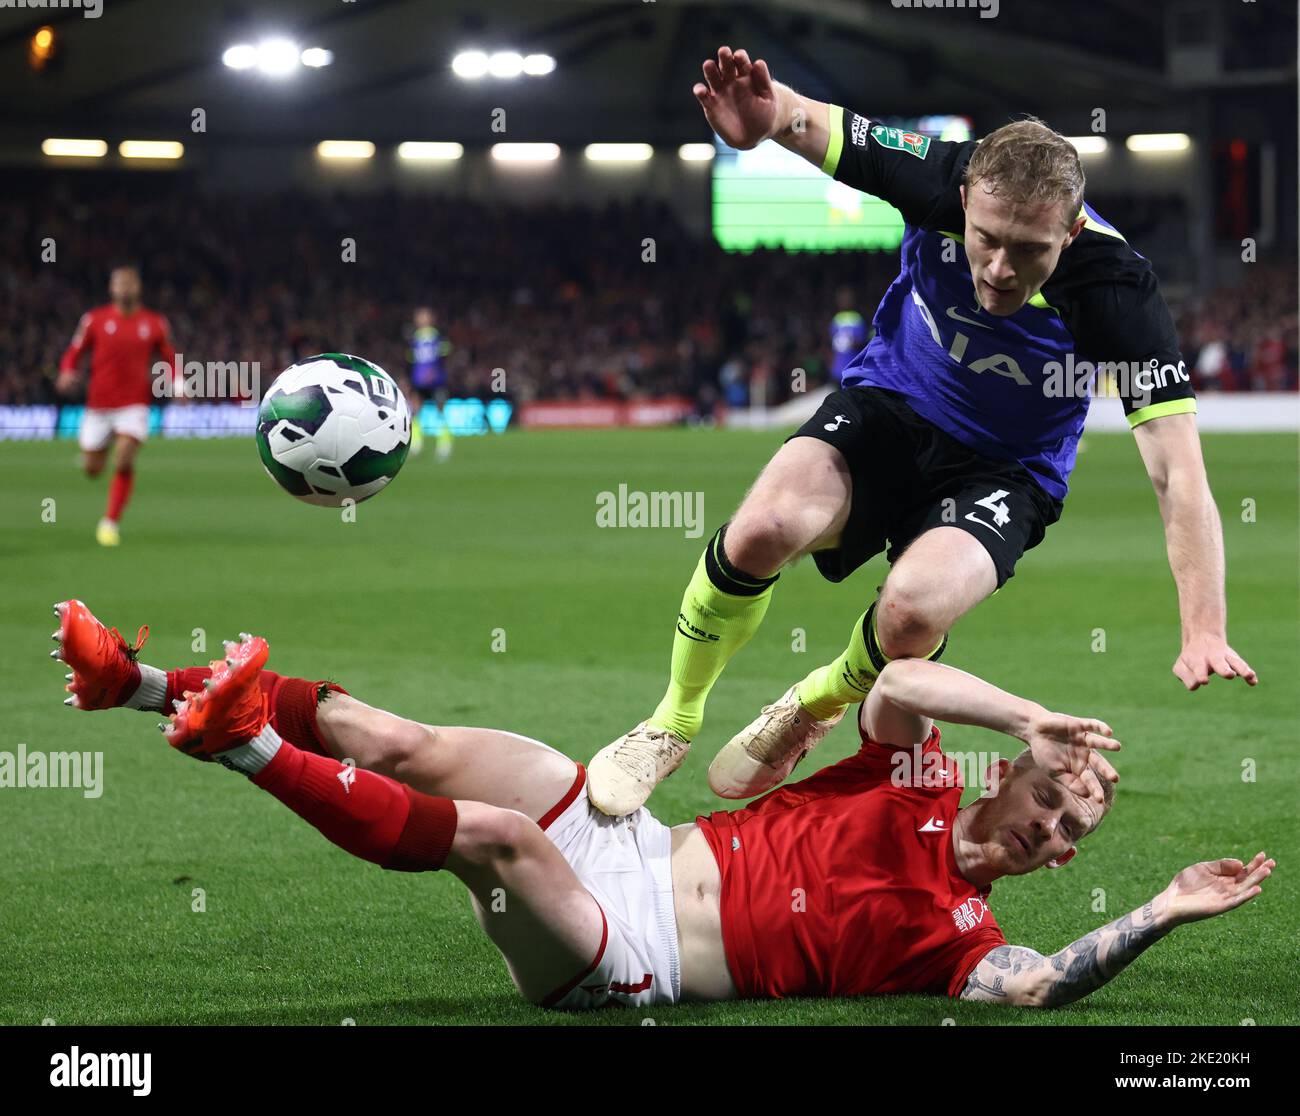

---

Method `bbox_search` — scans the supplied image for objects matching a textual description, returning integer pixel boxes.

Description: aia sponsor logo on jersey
[951,896,989,933]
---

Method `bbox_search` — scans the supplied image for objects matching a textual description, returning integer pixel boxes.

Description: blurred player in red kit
[58,264,176,546]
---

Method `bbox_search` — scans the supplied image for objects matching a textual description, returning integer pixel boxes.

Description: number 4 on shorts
[965,489,1011,539]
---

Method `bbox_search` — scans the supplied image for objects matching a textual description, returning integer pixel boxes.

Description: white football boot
[587,721,690,816]
[708,686,844,799]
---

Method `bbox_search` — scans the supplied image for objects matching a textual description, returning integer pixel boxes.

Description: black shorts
[790,387,1063,588]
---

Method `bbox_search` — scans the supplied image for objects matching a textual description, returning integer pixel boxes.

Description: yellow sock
[648,527,777,742]
[796,603,946,722]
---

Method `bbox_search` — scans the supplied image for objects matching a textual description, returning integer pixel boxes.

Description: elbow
[874,660,899,699]
[1147,446,1212,508]
[874,658,940,714]
[1158,471,1213,517]
[1007,972,1057,1009]
[1021,976,1073,1009]
[873,660,913,703]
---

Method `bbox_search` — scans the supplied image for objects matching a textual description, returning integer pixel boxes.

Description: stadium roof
[0,0,1294,150]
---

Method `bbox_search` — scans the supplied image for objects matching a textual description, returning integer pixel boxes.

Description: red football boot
[53,599,148,710]
[163,635,271,761]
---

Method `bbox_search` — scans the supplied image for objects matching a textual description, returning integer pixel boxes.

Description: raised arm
[866,658,1119,800]
[692,46,832,167]
[1132,411,1257,690]
[961,851,1273,1006]
[692,45,955,228]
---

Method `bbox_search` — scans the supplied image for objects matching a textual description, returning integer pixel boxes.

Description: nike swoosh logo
[919,817,946,832]
[964,512,1006,540]
[946,306,993,330]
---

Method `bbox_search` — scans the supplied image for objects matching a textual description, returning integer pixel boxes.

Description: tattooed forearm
[962,899,1172,1006]
[961,944,1048,1000]
[1037,900,1170,1007]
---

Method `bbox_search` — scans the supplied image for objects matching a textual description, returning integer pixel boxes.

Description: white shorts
[538,766,681,1010]
[79,405,150,451]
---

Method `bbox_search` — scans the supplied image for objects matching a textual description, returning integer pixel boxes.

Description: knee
[726,502,808,575]
[877,573,946,658]
[369,718,441,782]
[452,802,534,869]
[83,458,105,478]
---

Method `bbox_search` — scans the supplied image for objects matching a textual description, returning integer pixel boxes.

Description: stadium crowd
[2,175,1294,410]
[1176,260,1299,393]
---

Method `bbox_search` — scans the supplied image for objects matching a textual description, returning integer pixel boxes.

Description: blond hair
[1012,746,1116,833]
[965,117,1085,228]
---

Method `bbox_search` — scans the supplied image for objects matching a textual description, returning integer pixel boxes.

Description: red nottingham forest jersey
[60,304,175,409]
[696,725,1006,999]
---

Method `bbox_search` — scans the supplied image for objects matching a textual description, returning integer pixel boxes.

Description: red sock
[261,673,346,756]
[106,466,134,523]
[252,739,457,871]
[163,668,345,755]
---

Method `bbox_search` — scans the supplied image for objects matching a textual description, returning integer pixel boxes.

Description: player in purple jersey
[407,306,454,461]
[588,45,1257,817]
[830,286,871,383]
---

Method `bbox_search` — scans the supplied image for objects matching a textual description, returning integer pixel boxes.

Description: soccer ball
[256,353,412,506]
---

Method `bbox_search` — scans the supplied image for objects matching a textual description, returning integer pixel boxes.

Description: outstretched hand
[693,45,779,150]
[1161,852,1274,926]
[1174,632,1257,691]
[1025,711,1120,806]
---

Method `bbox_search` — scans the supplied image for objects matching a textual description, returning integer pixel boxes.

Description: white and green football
[256,354,412,507]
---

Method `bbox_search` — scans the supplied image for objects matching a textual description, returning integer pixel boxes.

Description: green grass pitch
[1,428,1296,1026]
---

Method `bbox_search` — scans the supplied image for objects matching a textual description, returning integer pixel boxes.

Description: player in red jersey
[53,600,1272,1010]
[57,265,176,547]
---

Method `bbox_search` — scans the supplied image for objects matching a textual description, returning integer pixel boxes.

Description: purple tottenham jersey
[828,111,1196,501]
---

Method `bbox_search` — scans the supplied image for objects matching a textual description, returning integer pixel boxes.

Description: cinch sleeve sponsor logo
[1132,357,1190,394]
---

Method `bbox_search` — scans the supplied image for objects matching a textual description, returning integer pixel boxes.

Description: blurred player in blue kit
[830,286,871,383]
[408,306,453,461]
